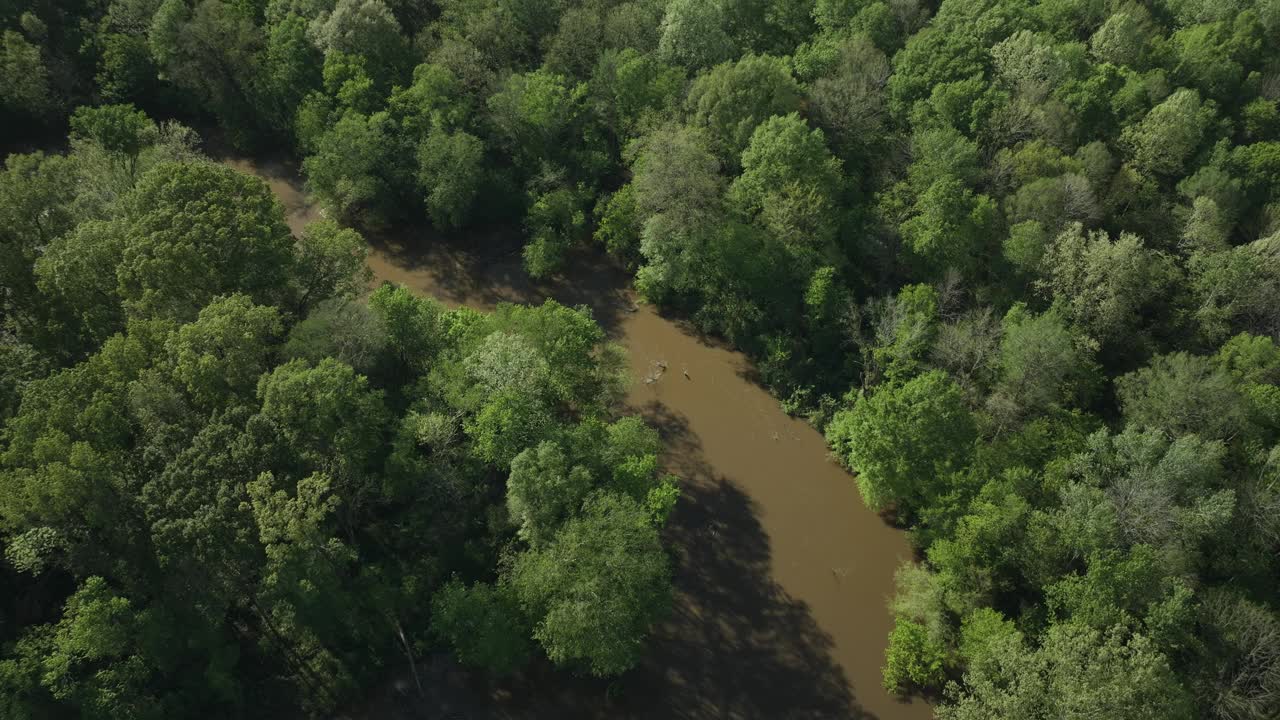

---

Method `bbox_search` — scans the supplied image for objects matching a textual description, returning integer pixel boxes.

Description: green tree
[33,220,128,354]
[416,126,485,230]
[686,53,803,166]
[485,69,579,170]
[308,0,410,92]
[41,577,165,720]
[826,370,976,516]
[69,104,156,185]
[589,48,684,142]
[883,616,946,693]
[729,113,844,265]
[430,580,532,675]
[257,13,322,139]
[256,358,389,482]
[594,184,642,265]
[1037,224,1180,349]
[165,294,282,409]
[367,283,443,378]
[511,492,670,676]
[988,305,1094,427]
[292,219,372,312]
[148,0,266,146]
[507,441,592,546]
[0,152,78,352]
[1116,352,1249,441]
[1189,235,1280,343]
[1120,89,1218,178]
[900,176,999,278]
[0,30,54,122]
[116,162,295,321]
[941,623,1193,720]
[657,0,735,70]
[302,110,408,224]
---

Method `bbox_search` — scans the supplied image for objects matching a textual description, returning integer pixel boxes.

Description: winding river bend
[221,156,931,720]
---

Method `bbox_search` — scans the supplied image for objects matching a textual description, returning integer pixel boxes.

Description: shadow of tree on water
[614,400,871,720]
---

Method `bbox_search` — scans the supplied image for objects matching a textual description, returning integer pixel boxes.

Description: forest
[3,0,1280,717]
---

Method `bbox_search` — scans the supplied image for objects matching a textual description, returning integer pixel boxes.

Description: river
[220,156,931,720]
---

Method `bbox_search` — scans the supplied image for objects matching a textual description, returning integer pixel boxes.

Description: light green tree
[511,492,670,676]
[826,370,976,516]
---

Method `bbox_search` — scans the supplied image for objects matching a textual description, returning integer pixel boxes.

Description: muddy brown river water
[220,156,931,720]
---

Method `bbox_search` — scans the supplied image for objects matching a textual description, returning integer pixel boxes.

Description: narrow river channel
[220,156,931,720]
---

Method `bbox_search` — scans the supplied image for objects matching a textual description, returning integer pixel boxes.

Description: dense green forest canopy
[0,115,679,716]
[4,0,1280,717]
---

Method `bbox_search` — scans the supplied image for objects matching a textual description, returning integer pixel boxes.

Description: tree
[542,6,605,79]
[284,298,388,377]
[1116,352,1249,441]
[883,616,946,693]
[1172,22,1243,100]
[729,113,844,264]
[1051,427,1233,570]
[386,62,469,138]
[656,0,735,70]
[0,30,54,122]
[256,358,389,481]
[489,300,626,412]
[926,473,1033,614]
[685,53,803,166]
[165,294,282,409]
[865,283,940,384]
[594,184,642,265]
[511,491,670,676]
[430,580,531,675]
[40,577,166,720]
[1194,590,1280,720]
[628,124,727,300]
[302,110,407,224]
[826,370,976,516]
[506,441,592,546]
[988,304,1094,427]
[416,126,485,230]
[485,69,579,169]
[900,176,999,278]
[1090,11,1153,67]
[522,187,588,279]
[454,331,556,465]
[367,283,443,378]
[1190,235,1280,343]
[589,48,684,143]
[257,13,323,139]
[116,162,295,321]
[1037,223,1180,349]
[0,152,79,352]
[69,104,156,185]
[292,219,372,312]
[941,623,1194,720]
[807,34,891,165]
[72,117,204,214]
[1120,89,1217,178]
[148,0,266,146]
[308,0,410,92]
[246,471,358,713]
[1045,545,1194,652]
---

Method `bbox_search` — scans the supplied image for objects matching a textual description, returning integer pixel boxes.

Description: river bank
[219,154,931,720]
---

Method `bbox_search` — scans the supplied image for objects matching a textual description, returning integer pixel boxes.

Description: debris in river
[643,360,668,385]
